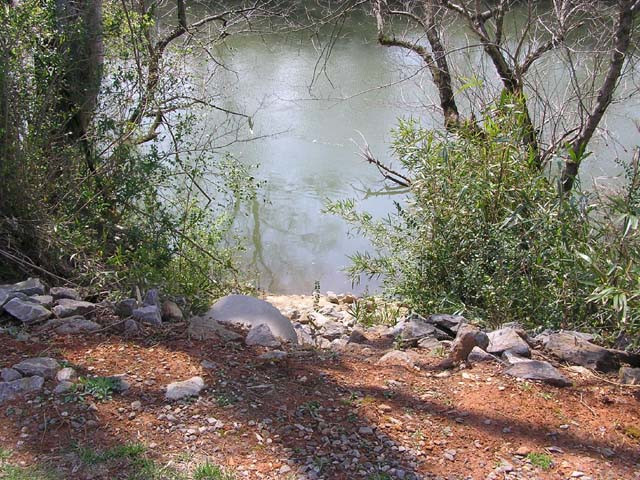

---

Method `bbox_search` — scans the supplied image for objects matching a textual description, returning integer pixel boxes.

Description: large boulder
[399,315,452,342]
[541,332,618,372]
[504,359,571,387]
[204,295,297,344]
[487,327,531,357]
[4,298,52,323]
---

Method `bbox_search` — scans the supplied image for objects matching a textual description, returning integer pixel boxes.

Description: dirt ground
[0,313,639,480]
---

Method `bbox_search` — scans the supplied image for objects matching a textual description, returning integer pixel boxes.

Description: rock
[165,376,205,400]
[487,327,531,357]
[293,323,314,346]
[53,381,74,395]
[28,295,54,308]
[131,400,142,410]
[308,311,332,328]
[502,350,530,365]
[53,299,96,318]
[56,367,77,382]
[330,338,349,351]
[320,320,347,340]
[1,368,22,382]
[0,376,44,403]
[619,367,640,385]
[326,291,340,304]
[205,295,298,344]
[115,298,138,317]
[258,350,288,361]
[376,350,420,369]
[468,346,498,363]
[0,278,45,296]
[132,305,162,326]
[3,298,52,323]
[245,324,281,348]
[340,294,357,305]
[55,316,101,334]
[426,314,466,334]
[161,300,183,322]
[504,360,571,387]
[123,319,140,335]
[49,287,81,301]
[436,324,489,369]
[188,316,243,342]
[143,288,161,308]
[12,357,60,379]
[348,328,369,344]
[398,314,453,343]
[419,337,445,352]
[541,332,618,372]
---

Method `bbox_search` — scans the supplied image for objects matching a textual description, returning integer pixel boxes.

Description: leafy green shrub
[526,452,553,469]
[193,461,235,480]
[329,96,640,343]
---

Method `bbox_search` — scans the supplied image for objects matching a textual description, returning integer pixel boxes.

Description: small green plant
[369,472,393,480]
[75,376,120,401]
[193,461,235,480]
[429,345,448,358]
[526,452,554,470]
[215,392,236,407]
[299,400,321,418]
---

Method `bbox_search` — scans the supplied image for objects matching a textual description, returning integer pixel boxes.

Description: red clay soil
[0,319,639,480]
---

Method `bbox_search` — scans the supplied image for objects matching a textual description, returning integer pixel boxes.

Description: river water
[185,8,639,295]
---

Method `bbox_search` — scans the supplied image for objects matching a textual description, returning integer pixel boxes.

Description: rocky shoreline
[2,278,639,405]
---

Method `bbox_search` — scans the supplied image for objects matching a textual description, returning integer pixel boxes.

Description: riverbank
[1,279,639,479]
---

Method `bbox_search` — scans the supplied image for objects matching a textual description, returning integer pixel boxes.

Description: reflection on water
[183,9,639,294]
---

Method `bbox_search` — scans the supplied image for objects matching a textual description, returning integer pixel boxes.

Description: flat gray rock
[541,332,618,372]
[0,376,44,403]
[320,320,347,340]
[425,313,466,333]
[56,367,77,382]
[376,350,420,369]
[165,376,205,400]
[1,368,22,382]
[245,323,281,348]
[188,316,243,342]
[132,305,162,326]
[55,316,101,334]
[0,278,45,296]
[504,360,571,387]
[53,381,74,395]
[205,295,297,344]
[28,295,54,308]
[468,346,498,363]
[143,288,161,308]
[487,327,531,357]
[115,298,138,317]
[12,357,60,379]
[49,287,81,301]
[53,299,96,318]
[4,298,52,323]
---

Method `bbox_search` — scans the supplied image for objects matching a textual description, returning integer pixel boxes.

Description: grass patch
[74,442,187,479]
[193,461,235,480]
[76,376,121,402]
[526,452,554,470]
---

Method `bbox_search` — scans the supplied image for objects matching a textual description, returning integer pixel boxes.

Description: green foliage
[329,97,640,342]
[526,452,553,470]
[0,0,255,308]
[72,376,120,402]
[193,462,235,480]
